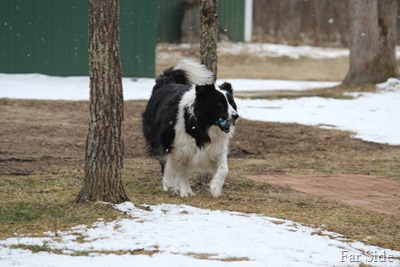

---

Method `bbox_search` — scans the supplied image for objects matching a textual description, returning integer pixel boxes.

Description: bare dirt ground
[2,98,399,180]
[247,174,400,219]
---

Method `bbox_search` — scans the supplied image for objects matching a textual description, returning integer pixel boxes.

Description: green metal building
[0,0,157,77]
[157,0,250,43]
[0,0,251,77]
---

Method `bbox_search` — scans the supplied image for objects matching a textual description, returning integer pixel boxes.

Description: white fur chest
[173,123,232,171]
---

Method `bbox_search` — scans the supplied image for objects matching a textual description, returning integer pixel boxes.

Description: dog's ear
[219,82,233,94]
[195,84,216,96]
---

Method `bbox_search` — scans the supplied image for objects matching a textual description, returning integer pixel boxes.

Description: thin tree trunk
[200,0,218,80]
[343,0,398,85]
[76,0,128,204]
[376,0,399,80]
[197,0,219,186]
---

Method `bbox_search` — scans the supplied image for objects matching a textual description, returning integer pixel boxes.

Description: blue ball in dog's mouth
[215,118,232,133]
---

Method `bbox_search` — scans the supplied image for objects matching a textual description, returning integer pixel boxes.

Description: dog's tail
[154,60,214,90]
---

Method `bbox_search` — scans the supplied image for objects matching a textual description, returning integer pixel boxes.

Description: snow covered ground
[220,42,350,59]
[1,43,400,266]
[235,78,400,145]
[1,203,399,267]
[178,42,400,59]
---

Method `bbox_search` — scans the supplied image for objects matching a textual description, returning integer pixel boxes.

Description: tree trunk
[76,0,129,204]
[200,0,218,80]
[343,0,398,86]
[196,0,219,185]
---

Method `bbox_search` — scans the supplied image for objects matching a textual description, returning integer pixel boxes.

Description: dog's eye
[217,103,225,111]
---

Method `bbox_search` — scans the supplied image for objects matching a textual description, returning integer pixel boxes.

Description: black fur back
[152,68,189,92]
[142,83,189,158]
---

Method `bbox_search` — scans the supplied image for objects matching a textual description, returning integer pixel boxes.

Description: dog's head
[194,82,239,133]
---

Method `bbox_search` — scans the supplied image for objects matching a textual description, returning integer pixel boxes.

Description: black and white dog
[142,60,239,197]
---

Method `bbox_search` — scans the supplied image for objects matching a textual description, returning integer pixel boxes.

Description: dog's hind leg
[209,154,229,197]
[157,157,166,175]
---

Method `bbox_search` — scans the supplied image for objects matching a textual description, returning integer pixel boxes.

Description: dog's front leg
[163,155,179,194]
[163,155,195,197]
[179,173,195,198]
[210,154,228,197]
[175,161,195,197]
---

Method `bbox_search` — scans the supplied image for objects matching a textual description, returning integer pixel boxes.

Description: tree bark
[76,0,128,204]
[200,0,218,80]
[343,0,399,86]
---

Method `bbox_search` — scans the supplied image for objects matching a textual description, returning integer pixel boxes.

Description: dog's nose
[232,112,239,120]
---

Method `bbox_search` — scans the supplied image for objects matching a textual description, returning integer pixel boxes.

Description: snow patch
[1,203,399,267]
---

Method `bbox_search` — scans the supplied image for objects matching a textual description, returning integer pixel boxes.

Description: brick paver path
[246,174,400,219]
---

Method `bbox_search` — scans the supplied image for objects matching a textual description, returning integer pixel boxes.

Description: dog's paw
[179,189,196,198]
[163,185,180,196]
[210,184,223,198]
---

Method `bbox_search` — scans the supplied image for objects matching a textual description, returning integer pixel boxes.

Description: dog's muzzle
[215,112,239,133]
